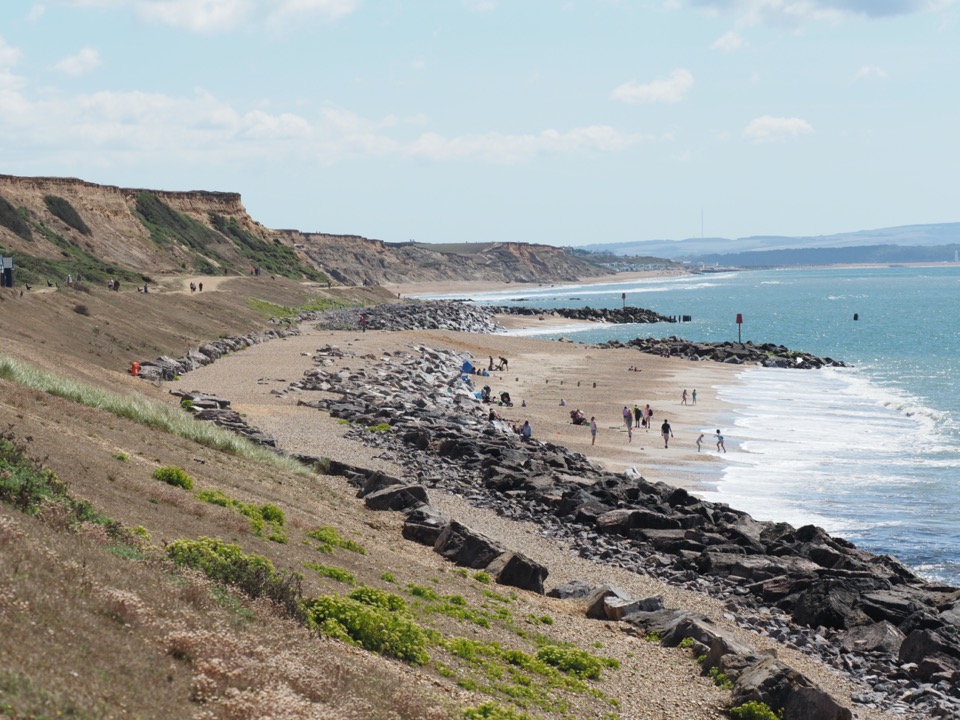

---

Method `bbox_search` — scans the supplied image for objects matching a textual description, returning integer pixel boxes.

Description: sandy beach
[173,304,741,495]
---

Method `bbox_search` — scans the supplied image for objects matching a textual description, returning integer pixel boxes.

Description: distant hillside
[581,223,960,267]
[0,175,605,287]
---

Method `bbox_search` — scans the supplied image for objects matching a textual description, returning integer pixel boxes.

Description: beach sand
[173,310,739,494]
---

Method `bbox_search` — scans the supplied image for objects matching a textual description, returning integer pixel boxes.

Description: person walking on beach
[696,433,704,452]
[633,404,642,428]
[661,419,673,448]
[715,429,726,453]
[691,389,697,405]
[590,416,598,445]
[622,406,632,431]
[644,404,653,431]
[681,389,688,405]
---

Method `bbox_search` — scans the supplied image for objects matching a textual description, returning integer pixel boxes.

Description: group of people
[189,281,203,293]
[696,431,726,453]
[487,355,508,371]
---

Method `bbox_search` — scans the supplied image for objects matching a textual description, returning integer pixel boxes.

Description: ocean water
[423,266,960,585]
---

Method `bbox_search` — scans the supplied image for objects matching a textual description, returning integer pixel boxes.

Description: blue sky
[1,1,958,247]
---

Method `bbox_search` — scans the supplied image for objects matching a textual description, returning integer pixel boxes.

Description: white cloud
[687,0,952,28]
[0,38,22,70]
[611,69,694,105]
[711,30,743,52]
[57,0,358,32]
[852,64,887,82]
[743,115,813,143]
[55,47,102,76]
[27,4,47,21]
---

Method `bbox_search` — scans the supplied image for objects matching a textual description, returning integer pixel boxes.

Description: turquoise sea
[427,266,960,585]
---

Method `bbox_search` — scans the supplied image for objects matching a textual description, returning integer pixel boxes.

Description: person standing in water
[715,429,726,453]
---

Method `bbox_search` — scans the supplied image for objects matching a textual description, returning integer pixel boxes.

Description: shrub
[678,636,694,649]
[472,571,492,585]
[166,537,303,619]
[153,466,193,490]
[730,701,781,720]
[44,195,91,235]
[463,703,536,720]
[535,645,618,680]
[307,526,366,554]
[0,194,32,240]
[303,592,429,664]
[73,304,89,316]
[305,562,355,585]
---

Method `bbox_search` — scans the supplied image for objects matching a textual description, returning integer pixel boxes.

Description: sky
[1,1,958,247]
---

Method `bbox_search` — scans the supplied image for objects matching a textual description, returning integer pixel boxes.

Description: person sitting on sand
[570,409,585,425]
[520,420,532,441]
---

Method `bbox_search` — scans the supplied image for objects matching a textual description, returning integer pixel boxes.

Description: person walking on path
[696,433,704,452]
[681,389,688,405]
[590,417,598,445]
[691,389,697,405]
[359,314,367,332]
[715,429,726,453]
[661,419,673,448]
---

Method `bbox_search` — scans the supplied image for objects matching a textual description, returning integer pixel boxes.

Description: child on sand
[715,429,726,453]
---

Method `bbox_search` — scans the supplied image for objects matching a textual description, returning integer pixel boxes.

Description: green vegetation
[442,637,619,713]
[194,488,287,543]
[365,422,392,433]
[0,670,97,720]
[307,525,366,555]
[707,665,733,690]
[535,645,619,680]
[44,195,91,235]
[303,587,429,665]
[644,631,661,643]
[305,562,356,585]
[166,536,303,620]
[152,465,194,491]
[730,701,782,720]
[0,194,32,240]
[678,636,695,649]
[0,431,116,534]
[136,191,223,253]
[472,571,492,585]
[210,213,325,281]
[0,355,310,477]
[246,295,356,320]
[381,572,397,584]
[462,703,537,720]
[112,452,129,462]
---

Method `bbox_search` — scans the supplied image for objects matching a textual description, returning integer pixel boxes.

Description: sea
[419,266,960,586]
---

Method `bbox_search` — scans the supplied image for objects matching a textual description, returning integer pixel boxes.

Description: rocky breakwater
[489,305,674,324]
[135,326,302,382]
[284,343,960,718]
[302,300,503,333]
[603,336,847,370]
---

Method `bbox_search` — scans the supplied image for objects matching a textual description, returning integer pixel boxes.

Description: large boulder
[434,521,507,569]
[402,506,450,546]
[363,484,429,512]
[733,657,852,720]
[485,551,548,595]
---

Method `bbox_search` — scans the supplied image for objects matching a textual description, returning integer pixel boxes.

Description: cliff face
[289,232,604,286]
[0,174,602,285]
